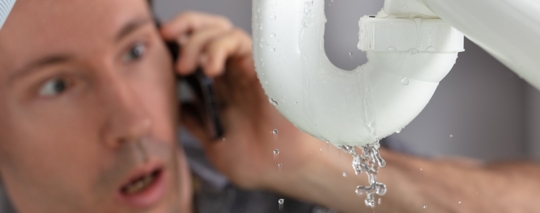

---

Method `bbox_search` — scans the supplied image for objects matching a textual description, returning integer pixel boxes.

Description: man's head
[0,0,190,212]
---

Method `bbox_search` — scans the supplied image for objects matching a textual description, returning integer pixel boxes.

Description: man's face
[0,0,189,212]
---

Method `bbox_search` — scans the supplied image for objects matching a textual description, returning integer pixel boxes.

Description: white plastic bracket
[359,17,464,53]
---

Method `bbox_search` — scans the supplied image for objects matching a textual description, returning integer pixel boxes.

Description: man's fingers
[161,11,232,41]
[177,26,231,74]
[201,28,252,77]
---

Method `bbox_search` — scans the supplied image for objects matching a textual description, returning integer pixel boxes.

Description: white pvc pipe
[419,0,540,91]
[252,0,463,146]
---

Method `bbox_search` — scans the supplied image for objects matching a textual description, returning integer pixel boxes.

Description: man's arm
[160,12,540,213]
[265,138,540,213]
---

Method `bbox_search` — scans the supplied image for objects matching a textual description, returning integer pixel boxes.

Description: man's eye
[122,42,146,62]
[38,78,68,97]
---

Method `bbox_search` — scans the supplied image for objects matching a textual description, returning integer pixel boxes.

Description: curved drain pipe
[252,0,464,146]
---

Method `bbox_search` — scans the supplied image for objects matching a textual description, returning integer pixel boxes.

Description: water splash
[340,141,387,208]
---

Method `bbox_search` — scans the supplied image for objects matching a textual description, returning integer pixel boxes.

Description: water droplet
[420,168,423,171]
[273,149,280,155]
[319,148,323,152]
[423,205,427,209]
[269,98,278,106]
[376,183,387,195]
[278,163,282,167]
[450,134,454,138]
[278,198,285,210]
[343,172,348,177]
[271,15,276,20]
[365,199,376,208]
[427,46,437,53]
[259,42,264,48]
[378,198,382,205]
[222,138,226,141]
[273,129,279,135]
[270,33,276,38]
[458,201,462,204]
[272,48,276,52]
[409,48,419,54]
[395,129,402,134]
[401,77,410,85]
[349,52,354,57]
[388,46,397,52]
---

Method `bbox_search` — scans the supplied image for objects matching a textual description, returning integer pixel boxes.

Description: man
[0,0,330,212]
[2,1,540,213]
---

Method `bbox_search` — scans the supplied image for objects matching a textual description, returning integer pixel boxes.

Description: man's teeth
[124,174,155,194]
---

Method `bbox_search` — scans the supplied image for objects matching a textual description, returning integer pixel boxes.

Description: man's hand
[161,11,325,189]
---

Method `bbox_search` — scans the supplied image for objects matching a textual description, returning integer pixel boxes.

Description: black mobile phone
[166,41,225,140]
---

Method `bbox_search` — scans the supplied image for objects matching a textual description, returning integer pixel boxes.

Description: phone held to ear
[166,41,225,141]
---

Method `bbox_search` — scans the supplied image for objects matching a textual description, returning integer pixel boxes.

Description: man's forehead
[0,0,151,73]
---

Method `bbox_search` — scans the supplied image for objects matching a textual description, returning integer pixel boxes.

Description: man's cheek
[142,84,177,144]
[140,55,177,125]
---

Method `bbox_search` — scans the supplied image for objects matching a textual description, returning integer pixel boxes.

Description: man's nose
[101,78,153,149]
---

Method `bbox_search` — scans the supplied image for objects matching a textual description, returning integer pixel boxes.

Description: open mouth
[118,165,166,208]
[121,168,162,195]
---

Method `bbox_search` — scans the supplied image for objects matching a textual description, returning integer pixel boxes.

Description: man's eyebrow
[9,55,73,83]
[8,18,153,84]
[115,17,153,42]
